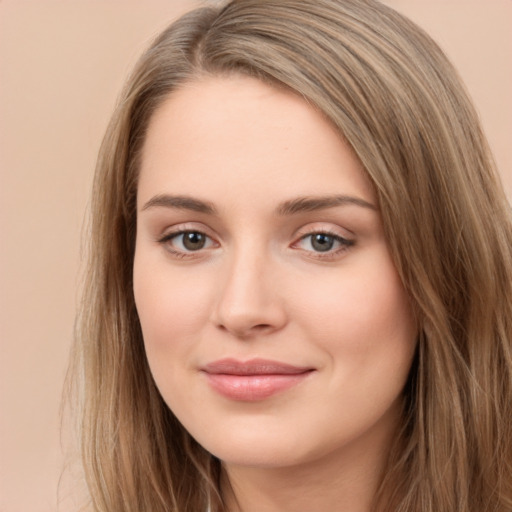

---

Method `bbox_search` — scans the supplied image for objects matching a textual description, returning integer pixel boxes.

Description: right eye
[159,230,216,255]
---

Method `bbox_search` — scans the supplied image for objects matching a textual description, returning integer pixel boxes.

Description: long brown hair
[67,1,512,510]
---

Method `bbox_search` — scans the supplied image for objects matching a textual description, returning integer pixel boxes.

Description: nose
[212,249,288,339]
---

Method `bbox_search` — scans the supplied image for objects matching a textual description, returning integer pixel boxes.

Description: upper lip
[202,358,314,376]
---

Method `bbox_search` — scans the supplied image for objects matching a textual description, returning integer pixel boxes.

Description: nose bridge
[213,239,285,337]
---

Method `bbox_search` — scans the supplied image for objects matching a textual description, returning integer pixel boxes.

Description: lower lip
[203,372,313,401]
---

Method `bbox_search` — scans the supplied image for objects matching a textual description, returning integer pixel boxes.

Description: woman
[69,0,512,510]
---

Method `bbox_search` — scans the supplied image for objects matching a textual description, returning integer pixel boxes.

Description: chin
[208,440,310,469]
[186,418,311,468]
[180,398,404,473]
[188,419,349,471]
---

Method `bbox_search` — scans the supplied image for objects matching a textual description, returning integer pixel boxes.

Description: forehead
[138,75,375,209]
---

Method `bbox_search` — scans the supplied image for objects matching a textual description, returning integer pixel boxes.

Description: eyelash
[293,229,355,260]
[157,230,217,259]
[157,229,355,260]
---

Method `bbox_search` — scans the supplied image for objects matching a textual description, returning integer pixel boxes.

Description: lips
[201,358,315,401]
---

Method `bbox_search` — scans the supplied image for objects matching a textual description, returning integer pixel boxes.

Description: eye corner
[157,227,220,260]
[290,228,355,261]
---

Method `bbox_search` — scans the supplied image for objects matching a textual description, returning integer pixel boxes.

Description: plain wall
[0,1,510,511]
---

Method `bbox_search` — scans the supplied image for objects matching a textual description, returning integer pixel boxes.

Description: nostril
[215,322,274,339]
[253,324,271,331]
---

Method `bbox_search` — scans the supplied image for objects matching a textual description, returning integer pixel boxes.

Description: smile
[201,358,316,401]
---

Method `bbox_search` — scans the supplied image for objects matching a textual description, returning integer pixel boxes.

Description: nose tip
[212,258,287,339]
[217,317,279,339]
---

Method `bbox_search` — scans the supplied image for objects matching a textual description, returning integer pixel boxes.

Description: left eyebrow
[276,195,377,215]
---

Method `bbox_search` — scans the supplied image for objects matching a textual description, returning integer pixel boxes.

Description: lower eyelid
[296,232,353,245]
[157,228,353,256]
[292,232,355,256]
[156,230,216,254]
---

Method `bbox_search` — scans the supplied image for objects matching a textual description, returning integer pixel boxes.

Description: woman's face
[134,75,417,470]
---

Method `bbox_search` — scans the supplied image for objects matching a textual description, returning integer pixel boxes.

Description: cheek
[133,254,213,357]
[133,255,218,415]
[291,250,417,374]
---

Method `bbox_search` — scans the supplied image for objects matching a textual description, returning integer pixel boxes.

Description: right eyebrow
[141,194,217,215]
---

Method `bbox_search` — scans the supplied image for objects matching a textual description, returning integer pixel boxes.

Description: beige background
[0,1,510,511]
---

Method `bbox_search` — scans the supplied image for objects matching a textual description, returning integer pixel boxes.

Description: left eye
[296,232,352,253]
[166,231,214,252]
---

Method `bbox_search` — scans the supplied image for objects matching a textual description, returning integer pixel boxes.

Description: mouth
[201,358,315,401]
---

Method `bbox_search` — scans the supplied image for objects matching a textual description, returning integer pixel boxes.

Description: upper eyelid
[293,231,354,248]
[156,222,355,244]
[158,222,217,239]
[157,230,218,258]
[158,227,352,241]
[158,231,353,256]
[293,223,355,240]
[170,231,216,244]
[158,233,353,262]
[159,230,218,248]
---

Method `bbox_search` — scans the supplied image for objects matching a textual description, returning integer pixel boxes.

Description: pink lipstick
[201,358,314,401]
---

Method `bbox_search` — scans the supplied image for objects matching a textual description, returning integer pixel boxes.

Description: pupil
[183,232,205,251]
[312,234,334,252]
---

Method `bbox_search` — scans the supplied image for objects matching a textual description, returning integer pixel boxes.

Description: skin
[133,75,418,512]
